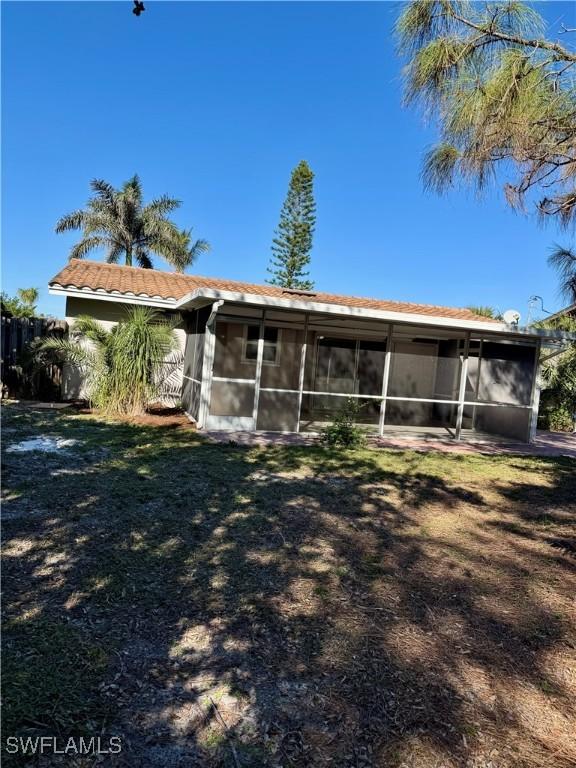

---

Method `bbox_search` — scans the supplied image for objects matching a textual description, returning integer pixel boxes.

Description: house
[49,259,573,442]
[544,302,576,324]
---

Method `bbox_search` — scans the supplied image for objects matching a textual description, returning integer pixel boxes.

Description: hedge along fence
[1,315,68,400]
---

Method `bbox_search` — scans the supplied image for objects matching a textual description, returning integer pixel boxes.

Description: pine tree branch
[449,6,576,62]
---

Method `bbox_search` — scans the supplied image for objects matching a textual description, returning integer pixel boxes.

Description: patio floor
[204,428,576,458]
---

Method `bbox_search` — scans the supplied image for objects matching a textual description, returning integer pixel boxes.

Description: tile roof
[50,259,499,323]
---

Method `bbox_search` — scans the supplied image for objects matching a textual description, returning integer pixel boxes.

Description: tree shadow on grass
[2,406,575,767]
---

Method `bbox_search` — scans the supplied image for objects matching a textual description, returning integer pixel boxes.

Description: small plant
[542,403,575,433]
[321,397,367,448]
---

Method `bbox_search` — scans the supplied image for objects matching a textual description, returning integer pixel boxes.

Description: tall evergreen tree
[267,161,316,290]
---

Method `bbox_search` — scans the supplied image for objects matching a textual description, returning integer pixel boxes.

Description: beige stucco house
[49,259,573,442]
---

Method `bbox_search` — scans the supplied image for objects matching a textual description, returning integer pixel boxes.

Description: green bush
[33,306,177,416]
[538,392,574,432]
[538,318,576,433]
[321,397,367,448]
[548,407,574,432]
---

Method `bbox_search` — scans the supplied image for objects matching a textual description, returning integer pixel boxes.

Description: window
[243,325,281,365]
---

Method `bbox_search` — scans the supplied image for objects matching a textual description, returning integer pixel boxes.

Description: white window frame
[241,324,282,367]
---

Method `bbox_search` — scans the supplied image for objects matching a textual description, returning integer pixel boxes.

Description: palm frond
[90,179,116,204]
[170,234,211,272]
[69,236,110,260]
[106,242,124,263]
[31,336,96,369]
[55,210,86,233]
[123,175,143,206]
[187,238,211,259]
[136,249,153,269]
[466,305,501,319]
[548,245,576,303]
[70,315,110,346]
[144,196,181,217]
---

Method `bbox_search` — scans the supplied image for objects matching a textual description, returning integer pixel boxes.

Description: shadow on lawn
[2,406,576,767]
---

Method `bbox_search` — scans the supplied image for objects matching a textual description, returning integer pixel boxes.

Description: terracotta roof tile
[49,259,499,323]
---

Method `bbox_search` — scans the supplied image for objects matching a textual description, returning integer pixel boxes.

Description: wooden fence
[1,315,68,399]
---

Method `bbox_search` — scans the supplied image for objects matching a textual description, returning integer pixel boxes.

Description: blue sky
[2,1,575,319]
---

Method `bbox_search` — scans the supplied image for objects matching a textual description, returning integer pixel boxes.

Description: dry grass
[2,404,575,767]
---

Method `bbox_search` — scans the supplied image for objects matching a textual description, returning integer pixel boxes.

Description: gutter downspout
[198,300,224,429]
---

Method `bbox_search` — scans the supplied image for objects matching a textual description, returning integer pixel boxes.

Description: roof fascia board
[49,284,576,340]
[49,284,177,309]
[176,287,573,338]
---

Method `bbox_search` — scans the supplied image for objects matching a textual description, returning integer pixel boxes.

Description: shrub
[33,306,178,416]
[538,390,574,432]
[321,397,367,448]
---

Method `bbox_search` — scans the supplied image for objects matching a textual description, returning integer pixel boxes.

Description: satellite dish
[503,309,521,325]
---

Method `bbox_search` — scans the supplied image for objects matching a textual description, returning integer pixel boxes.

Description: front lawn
[2,404,575,767]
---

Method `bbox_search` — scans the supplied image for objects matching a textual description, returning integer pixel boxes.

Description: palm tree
[1,287,39,317]
[466,305,502,320]
[17,288,39,309]
[33,307,178,415]
[170,228,211,273]
[548,246,576,304]
[55,176,208,270]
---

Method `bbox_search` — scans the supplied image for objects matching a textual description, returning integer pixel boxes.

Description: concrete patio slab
[204,429,576,458]
[3,399,73,410]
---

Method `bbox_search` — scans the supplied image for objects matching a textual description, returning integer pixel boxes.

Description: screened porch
[183,305,539,442]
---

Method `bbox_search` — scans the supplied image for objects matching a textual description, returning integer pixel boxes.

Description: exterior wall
[63,296,186,404]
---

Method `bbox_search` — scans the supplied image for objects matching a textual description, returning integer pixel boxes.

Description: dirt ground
[2,404,575,767]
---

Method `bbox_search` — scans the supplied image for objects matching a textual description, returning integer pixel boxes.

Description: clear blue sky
[2,1,574,319]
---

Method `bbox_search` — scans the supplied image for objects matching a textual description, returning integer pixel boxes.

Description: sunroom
[180,299,551,443]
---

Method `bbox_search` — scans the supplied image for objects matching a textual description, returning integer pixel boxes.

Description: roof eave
[177,287,557,336]
[49,284,178,309]
[50,283,576,341]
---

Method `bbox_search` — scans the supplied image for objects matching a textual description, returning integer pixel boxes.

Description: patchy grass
[2,404,575,767]
[2,619,110,737]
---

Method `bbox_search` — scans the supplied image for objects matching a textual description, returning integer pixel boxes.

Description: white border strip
[176,288,511,332]
[49,282,576,341]
[49,284,177,308]
[176,288,576,340]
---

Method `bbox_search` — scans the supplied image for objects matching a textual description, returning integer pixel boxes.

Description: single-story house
[49,259,573,442]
